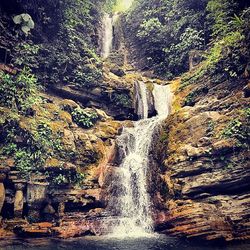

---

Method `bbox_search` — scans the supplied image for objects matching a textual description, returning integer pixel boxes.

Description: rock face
[0,91,124,238]
[154,77,250,241]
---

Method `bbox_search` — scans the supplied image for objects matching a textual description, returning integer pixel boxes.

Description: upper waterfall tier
[101,14,113,59]
[134,81,172,119]
[101,13,120,59]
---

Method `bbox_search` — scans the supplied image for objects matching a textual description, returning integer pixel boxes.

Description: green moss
[146,82,154,93]
[221,110,250,147]
[184,87,208,106]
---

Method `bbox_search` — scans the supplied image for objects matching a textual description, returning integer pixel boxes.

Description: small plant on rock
[71,107,98,128]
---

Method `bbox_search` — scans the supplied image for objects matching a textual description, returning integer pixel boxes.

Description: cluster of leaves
[71,107,98,128]
[221,109,250,148]
[13,42,40,69]
[125,0,208,78]
[112,93,132,108]
[0,68,40,113]
[46,171,85,186]
[184,87,208,106]
[1,121,59,179]
[36,0,103,87]
[181,1,250,87]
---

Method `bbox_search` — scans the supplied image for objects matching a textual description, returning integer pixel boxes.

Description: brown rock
[43,204,56,215]
[63,129,76,151]
[0,183,5,214]
[14,188,24,218]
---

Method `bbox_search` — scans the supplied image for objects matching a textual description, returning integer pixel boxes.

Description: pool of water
[0,235,249,250]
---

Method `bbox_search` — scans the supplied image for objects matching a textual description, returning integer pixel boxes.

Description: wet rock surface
[154,78,250,241]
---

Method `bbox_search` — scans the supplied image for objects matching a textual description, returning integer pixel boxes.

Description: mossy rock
[0,107,19,125]
[49,121,68,133]
[59,99,80,112]
[59,111,72,124]
[45,157,61,168]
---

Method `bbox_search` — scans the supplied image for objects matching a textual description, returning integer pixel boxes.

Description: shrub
[71,107,98,128]
[0,68,40,112]
[113,93,132,108]
[221,110,250,147]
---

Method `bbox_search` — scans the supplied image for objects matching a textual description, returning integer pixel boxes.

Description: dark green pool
[0,235,249,250]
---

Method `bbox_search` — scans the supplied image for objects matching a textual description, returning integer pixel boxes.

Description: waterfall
[153,84,172,117]
[101,14,113,58]
[135,81,149,119]
[101,14,116,59]
[109,83,172,238]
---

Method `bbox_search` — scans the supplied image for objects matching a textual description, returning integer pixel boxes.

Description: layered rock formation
[154,75,250,241]
[0,92,122,239]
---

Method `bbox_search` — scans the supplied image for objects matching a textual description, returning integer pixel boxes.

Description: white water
[135,81,149,119]
[110,82,172,238]
[101,14,113,58]
[101,13,119,59]
[153,84,172,117]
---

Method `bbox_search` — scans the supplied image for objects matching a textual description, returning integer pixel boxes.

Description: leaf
[28,19,35,29]
[21,13,32,22]
[21,25,30,34]
[13,15,22,24]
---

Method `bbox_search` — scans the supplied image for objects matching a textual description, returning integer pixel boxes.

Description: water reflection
[0,236,249,250]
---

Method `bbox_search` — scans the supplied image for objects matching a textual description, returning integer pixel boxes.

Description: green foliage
[104,0,117,13]
[162,28,204,77]
[204,31,245,80]
[0,68,40,113]
[221,119,242,138]
[244,108,250,119]
[182,0,250,84]
[206,0,238,39]
[52,173,68,185]
[14,149,34,175]
[1,119,64,180]
[113,93,132,108]
[126,0,249,81]
[47,171,85,186]
[2,143,18,155]
[36,0,103,87]
[184,87,208,106]
[13,42,40,69]
[71,107,98,128]
[126,0,207,78]
[221,110,250,147]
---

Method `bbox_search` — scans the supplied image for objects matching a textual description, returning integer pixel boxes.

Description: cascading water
[101,14,113,58]
[109,82,172,238]
[135,81,149,119]
[101,13,118,59]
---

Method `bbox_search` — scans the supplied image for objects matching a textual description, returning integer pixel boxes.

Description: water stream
[109,82,172,237]
[101,13,117,58]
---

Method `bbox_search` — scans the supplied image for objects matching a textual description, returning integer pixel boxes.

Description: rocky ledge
[154,77,250,241]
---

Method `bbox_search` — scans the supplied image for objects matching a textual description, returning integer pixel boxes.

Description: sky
[114,0,134,12]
